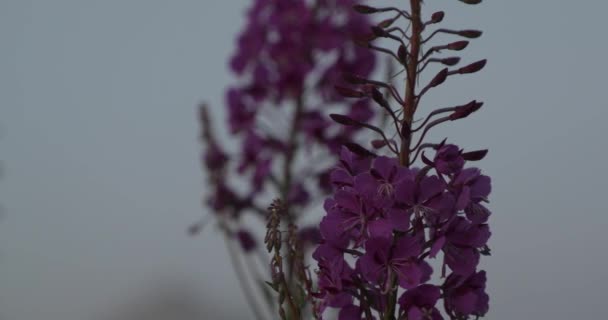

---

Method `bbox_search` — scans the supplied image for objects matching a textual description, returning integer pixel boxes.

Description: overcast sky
[1,1,607,319]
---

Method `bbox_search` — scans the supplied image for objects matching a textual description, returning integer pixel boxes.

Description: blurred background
[1,1,607,319]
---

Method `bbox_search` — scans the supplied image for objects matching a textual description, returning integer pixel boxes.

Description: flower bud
[450,100,483,120]
[330,113,359,126]
[398,45,408,64]
[448,41,469,51]
[441,57,461,66]
[462,149,489,161]
[459,0,483,4]
[371,139,387,149]
[377,16,398,28]
[371,26,389,38]
[457,59,487,74]
[353,4,379,14]
[334,85,366,98]
[429,68,448,87]
[344,142,377,157]
[458,30,483,38]
[371,87,390,109]
[431,11,445,23]
[342,73,367,84]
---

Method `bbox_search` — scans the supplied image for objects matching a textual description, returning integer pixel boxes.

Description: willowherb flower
[197,1,380,319]
[311,1,494,319]
[199,0,378,231]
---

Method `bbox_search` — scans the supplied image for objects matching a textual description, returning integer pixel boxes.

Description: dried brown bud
[457,59,487,74]
[334,85,365,98]
[429,68,449,87]
[431,11,445,23]
[448,41,469,51]
[353,4,378,14]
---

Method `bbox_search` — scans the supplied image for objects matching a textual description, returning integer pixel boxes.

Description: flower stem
[400,0,423,166]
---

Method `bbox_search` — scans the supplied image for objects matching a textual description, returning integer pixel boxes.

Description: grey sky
[0,1,606,319]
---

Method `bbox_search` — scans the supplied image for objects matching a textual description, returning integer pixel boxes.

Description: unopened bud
[457,59,487,74]
[342,73,367,84]
[330,114,358,126]
[459,0,482,4]
[353,4,379,14]
[458,30,483,39]
[344,142,377,157]
[450,100,483,120]
[441,57,461,66]
[371,26,389,38]
[334,85,365,98]
[371,87,390,109]
[398,45,408,64]
[462,149,489,161]
[431,11,445,23]
[429,68,448,87]
[448,41,469,51]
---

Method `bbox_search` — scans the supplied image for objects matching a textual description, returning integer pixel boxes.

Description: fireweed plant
[196,0,379,319]
[261,0,493,319]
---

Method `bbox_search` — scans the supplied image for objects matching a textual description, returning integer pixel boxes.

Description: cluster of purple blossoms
[314,145,491,319]
[198,0,378,242]
[308,0,493,319]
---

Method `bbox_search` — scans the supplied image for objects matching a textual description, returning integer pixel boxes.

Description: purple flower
[443,271,489,318]
[358,236,429,290]
[452,168,491,211]
[226,88,255,133]
[317,256,355,309]
[395,174,445,218]
[203,143,228,171]
[434,144,464,175]
[338,304,365,320]
[441,217,491,276]
[236,229,256,252]
[355,156,413,207]
[398,284,443,320]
